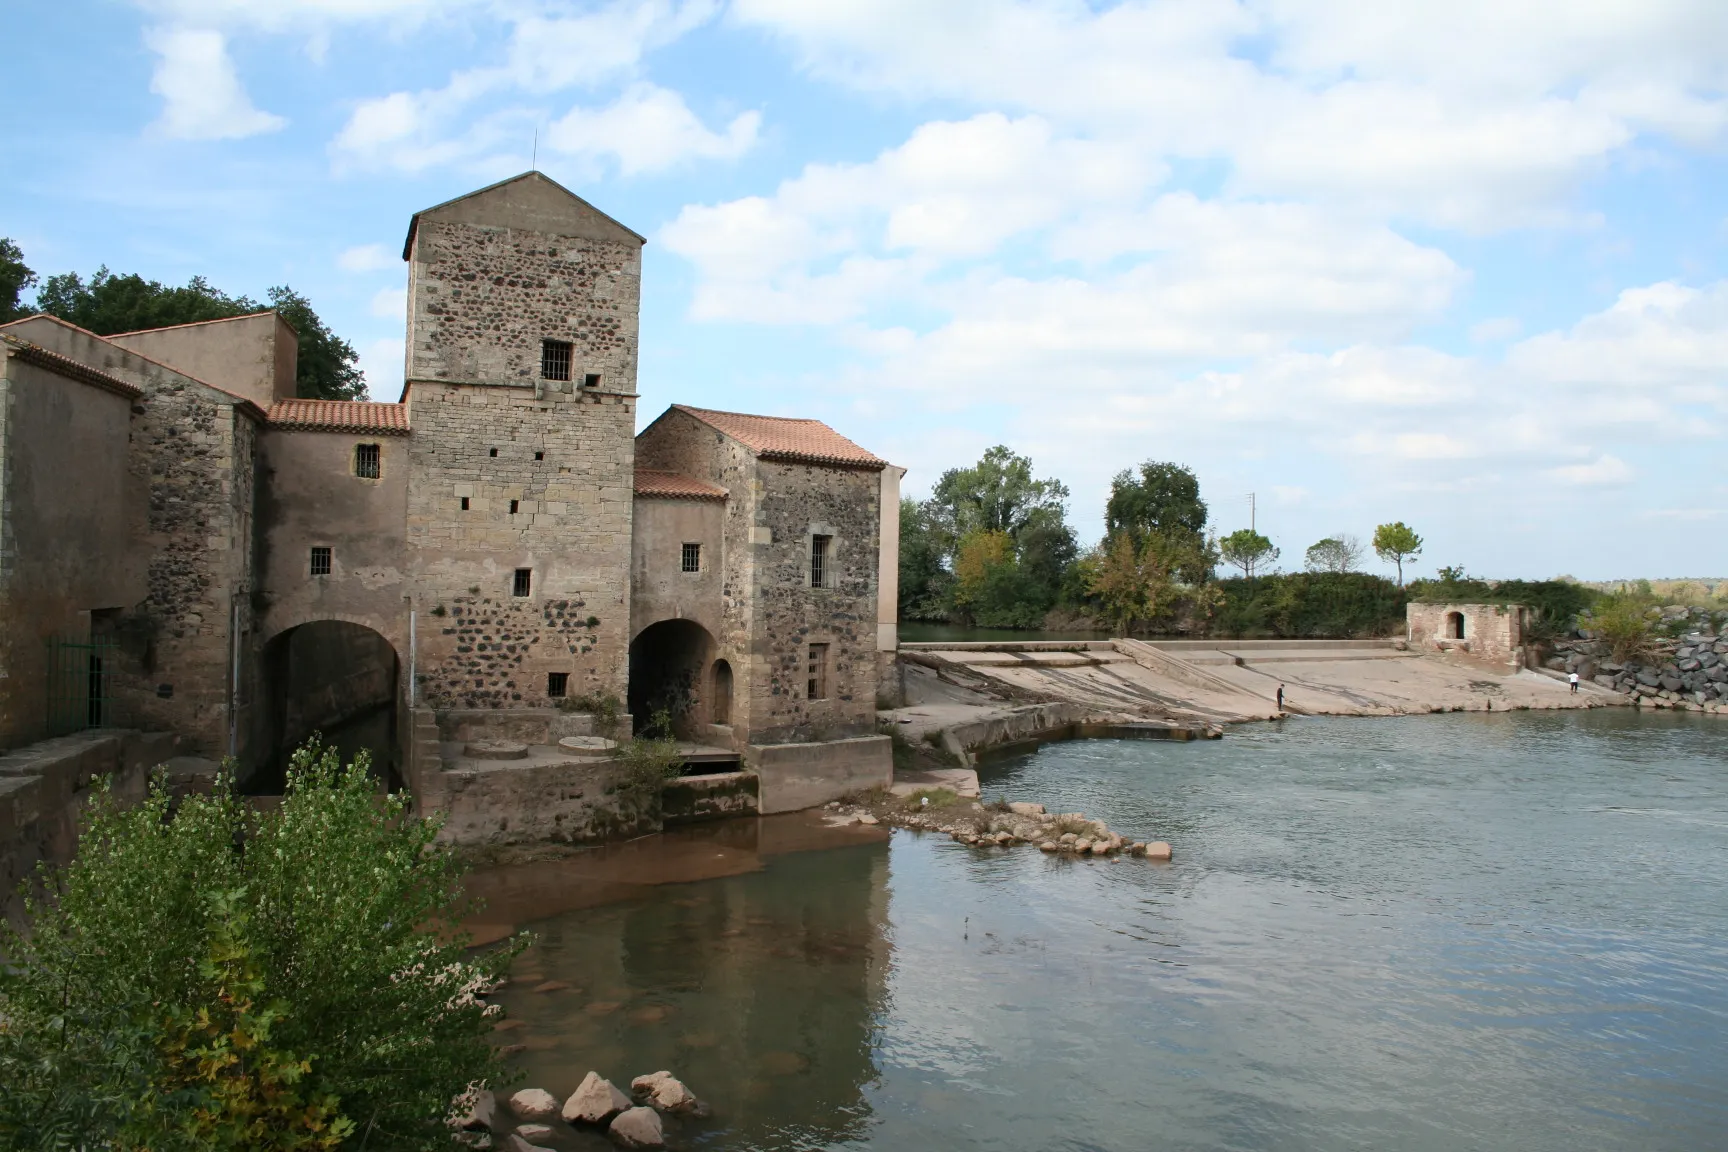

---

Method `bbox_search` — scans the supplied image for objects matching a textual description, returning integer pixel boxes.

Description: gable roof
[2,333,143,400]
[268,399,410,435]
[633,468,728,501]
[402,171,645,259]
[667,405,887,469]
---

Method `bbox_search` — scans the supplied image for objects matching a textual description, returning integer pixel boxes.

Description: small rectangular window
[811,535,831,589]
[309,546,332,577]
[681,542,701,573]
[460,497,470,511]
[547,672,568,698]
[513,568,532,597]
[534,451,544,461]
[354,443,380,479]
[541,339,573,381]
[583,372,601,389]
[807,643,829,700]
[509,499,519,514]
[489,447,498,458]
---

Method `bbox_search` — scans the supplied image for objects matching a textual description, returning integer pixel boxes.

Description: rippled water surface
[480,710,1728,1150]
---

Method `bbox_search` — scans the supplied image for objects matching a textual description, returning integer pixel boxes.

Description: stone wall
[108,311,297,411]
[406,384,635,711]
[1407,601,1530,665]
[750,735,892,815]
[750,461,883,743]
[630,496,727,640]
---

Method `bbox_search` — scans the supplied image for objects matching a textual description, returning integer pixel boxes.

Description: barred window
[541,339,573,381]
[811,535,831,589]
[547,672,569,698]
[807,643,829,699]
[682,542,701,573]
[513,568,532,597]
[309,547,332,577]
[354,443,380,479]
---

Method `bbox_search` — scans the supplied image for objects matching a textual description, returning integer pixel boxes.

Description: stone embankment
[455,1069,705,1149]
[827,795,1173,862]
[1549,613,1727,714]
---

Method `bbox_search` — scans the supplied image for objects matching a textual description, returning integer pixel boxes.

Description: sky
[5,0,1727,583]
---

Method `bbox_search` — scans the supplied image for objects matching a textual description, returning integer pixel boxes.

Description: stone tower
[401,172,643,711]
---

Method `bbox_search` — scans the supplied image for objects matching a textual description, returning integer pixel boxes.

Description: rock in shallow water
[455,1088,496,1131]
[1144,841,1173,862]
[631,1070,706,1115]
[610,1106,666,1148]
[508,1088,558,1121]
[562,1071,631,1125]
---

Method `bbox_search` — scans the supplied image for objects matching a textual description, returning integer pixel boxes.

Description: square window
[534,451,544,461]
[460,497,470,510]
[541,339,573,381]
[807,643,829,700]
[811,535,831,589]
[354,443,381,479]
[681,542,701,573]
[489,447,498,458]
[583,372,601,389]
[309,546,332,577]
[513,568,532,597]
[547,672,569,698]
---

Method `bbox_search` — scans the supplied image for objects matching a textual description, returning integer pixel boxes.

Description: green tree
[1083,530,1213,635]
[1304,534,1363,573]
[0,238,36,323]
[898,497,954,621]
[1372,521,1424,587]
[0,742,523,1151]
[32,267,365,401]
[924,446,1078,624]
[1105,461,1207,540]
[1219,528,1279,581]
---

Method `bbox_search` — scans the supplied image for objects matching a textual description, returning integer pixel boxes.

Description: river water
[478,710,1728,1150]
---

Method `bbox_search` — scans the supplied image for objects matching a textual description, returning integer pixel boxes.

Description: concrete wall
[1,317,259,755]
[0,354,145,748]
[420,755,657,846]
[630,495,726,640]
[750,735,892,815]
[108,312,297,410]
[1407,602,1530,664]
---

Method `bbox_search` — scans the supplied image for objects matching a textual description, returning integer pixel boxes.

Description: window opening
[547,672,569,698]
[807,643,829,700]
[811,535,831,589]
[513,568,532,597]
[541,339,573,381]
[509,500,519,514]
[712,659,732,725]
[460,497,470,511]
[682,543,701,573]
[309,547,332,577]
[534,451,544,461]
[489,447,498,458]
[1447,612,1465,640]
[583,373,601,389]
[354,443,381,479]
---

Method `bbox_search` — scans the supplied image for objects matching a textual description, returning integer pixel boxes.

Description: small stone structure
[0,171,897,845]
[1406,601,1531,666]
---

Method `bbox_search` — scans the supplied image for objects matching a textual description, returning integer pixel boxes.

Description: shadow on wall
[629,619,715,737]
[253,621,399,793]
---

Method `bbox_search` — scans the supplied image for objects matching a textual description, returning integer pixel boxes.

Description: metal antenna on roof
[532,126,538,172]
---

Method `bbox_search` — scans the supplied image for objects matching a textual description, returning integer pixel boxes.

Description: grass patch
[1051,814,1094,837]
[902,787,959,811]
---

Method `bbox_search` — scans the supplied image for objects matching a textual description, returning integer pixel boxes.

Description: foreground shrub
[0,741,524,1151]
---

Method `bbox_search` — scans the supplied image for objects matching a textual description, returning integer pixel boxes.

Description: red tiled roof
[634,468,728,501]
[671,405,886,469]
[268,399,410,435]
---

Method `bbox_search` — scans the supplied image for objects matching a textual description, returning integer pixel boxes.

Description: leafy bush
[558,691,623,736]
[617,709,684,803]
[1584,591,1661,662]
[1209,572,1407,639]
[0,742,524,1151]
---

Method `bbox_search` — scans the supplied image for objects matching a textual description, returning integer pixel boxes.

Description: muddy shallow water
[471,710,1728,1150]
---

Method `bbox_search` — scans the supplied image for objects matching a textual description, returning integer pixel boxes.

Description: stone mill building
[0,172,903,845]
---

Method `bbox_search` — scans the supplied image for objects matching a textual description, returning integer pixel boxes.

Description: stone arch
[628,618,717,736]
[1445,611,1465,640]
[711,658,734,726]
[253,619,400,794]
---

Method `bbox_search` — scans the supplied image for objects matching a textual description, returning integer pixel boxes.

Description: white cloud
[1469,316,1522,344]
[144,27,286,141]
[1508,280,1728,403]
[370,287,407,321]
[337,243,395,273]
[1545,455,1634,486]
[547,84,759,176]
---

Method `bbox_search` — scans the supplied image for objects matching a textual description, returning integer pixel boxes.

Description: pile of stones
[1550,616,1728,712]
[454,1070,705,1150]
[846,798,1173,861]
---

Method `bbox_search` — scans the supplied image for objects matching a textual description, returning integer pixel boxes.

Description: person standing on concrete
[1569,671,1580,694]
[1276,684,1285,711]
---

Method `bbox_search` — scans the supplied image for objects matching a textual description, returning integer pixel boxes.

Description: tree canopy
[15,249,366,401]
[1219,528,1279,580]
[1372,522,1424,587]
[1105,461,1207,542]
[0,238,36,323]
[1304,534,1364,574]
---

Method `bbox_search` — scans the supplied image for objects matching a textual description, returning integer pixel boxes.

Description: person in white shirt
[1568,671,1580,694]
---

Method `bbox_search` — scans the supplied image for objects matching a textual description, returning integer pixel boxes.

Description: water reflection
[476,815,892,1149]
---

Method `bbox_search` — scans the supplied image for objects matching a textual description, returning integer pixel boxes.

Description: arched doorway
[1445,611,1465,640]
[255,620,399,794]
[628,619,716,736]
[711,659,733,726]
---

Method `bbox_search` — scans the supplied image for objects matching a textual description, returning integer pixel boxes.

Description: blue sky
[6,0,1727,581]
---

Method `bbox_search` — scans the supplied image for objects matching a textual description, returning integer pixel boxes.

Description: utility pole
[1245,492,1256,533]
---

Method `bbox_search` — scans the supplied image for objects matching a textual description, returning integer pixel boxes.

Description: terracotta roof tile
[268,399,410,435]
[671,405,886,468]
[634,468,728,501]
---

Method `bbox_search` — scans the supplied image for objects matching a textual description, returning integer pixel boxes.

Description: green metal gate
[46,635,117,737]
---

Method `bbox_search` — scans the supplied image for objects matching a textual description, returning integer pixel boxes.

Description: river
[476,710,1728,1150]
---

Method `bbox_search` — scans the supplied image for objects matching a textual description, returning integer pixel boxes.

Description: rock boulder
[631,1070,706,1115]
[562,1071,631,1125]
[508,1089,558,1122]
[609,1106,666,1148]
